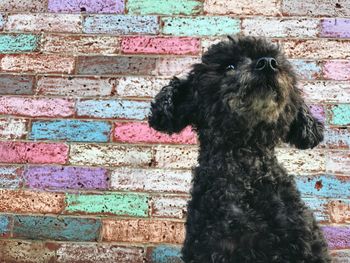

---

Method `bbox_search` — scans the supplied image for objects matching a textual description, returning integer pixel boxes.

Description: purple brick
[309,104,325,123]
[321,18,350,38]
[23,166,108,190]
[48,0,124,13]
[322,226,350,249]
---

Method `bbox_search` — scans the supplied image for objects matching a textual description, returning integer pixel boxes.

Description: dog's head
[149,36,323,149]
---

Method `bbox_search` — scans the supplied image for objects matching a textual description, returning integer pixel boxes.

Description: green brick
[0,34,39,53]
[127,0,202,15]
[162,16,240,36]
[65,193,149,217]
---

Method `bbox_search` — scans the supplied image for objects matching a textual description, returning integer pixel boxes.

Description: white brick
[155,145,198,169]
[204,0,280,15]
[116,77,170,98]
[276,148,326,175]
[37,76,114,97]
[111,167,192,193]
[5,14,82,33]
[242,18,319,38]
[282,40,350,59]
[69,144,152,167]
[301,81,350,103]
[0,119,27,139]
[151,195,189,219]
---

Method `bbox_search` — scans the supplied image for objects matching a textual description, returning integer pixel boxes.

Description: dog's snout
[255,57,278,71]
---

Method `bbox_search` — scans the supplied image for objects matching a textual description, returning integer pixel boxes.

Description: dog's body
[149,36,331,262]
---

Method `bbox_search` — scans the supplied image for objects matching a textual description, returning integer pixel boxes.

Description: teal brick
[65,193,149,217]
[127,0,202,15]
[30,120,111,142]
[162,16,240,36]
[0,34,39,53]
[328,104,350,125]
[149,245,183,263]
[0,215,11,236]
[13,215,101,241]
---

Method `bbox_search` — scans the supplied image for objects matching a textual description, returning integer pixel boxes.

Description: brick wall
[0,0,349,262]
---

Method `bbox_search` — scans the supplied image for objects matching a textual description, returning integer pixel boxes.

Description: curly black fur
[149,36,330,263]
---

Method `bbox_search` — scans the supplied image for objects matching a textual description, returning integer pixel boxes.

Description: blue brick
[297,174,350,198]
[290,60,321,80]
[30,120,111,142]
[83,15,159,34]
[13,215,101,241]
[150,245,183,263]
[0,215,11,236]
[76,99,150,120]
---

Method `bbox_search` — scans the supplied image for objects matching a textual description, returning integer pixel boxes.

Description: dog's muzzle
[255,57,278,72]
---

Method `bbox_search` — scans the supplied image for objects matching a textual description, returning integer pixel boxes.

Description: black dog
[149,36,330,263]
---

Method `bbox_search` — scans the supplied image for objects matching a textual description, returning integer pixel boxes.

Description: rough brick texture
[0,1,349,262]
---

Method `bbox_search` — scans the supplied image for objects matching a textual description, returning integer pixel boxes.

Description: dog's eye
[226,65,235,70]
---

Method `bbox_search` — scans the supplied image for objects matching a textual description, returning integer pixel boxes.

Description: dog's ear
[285,103,324,149]
[148,76,196,134]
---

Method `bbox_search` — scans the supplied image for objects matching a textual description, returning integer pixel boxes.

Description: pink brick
[323,60,350,81]
[1,55,75,74]
[0,189,65,214]
[114,122,197,144]
[0,142,68,164]
[0,96,74,117]
[5,14,82,33]
[122,36,200,55]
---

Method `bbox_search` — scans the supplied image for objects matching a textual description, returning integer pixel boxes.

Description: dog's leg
[285,104,324,149]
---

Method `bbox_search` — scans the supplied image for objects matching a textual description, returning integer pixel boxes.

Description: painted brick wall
[0,0,349,262]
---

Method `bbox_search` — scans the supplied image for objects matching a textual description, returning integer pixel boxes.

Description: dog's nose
[255,57,278,71]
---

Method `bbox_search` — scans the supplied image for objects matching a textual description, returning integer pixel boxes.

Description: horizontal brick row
[0,214,349,247]
[2,57,350,80]
[0,0,348,19]
[1,142,347,173]
[1,239,349,263]
[1,15,350,37]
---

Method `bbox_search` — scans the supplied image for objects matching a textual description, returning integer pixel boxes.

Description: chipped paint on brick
[48,0,124,13]
[83,15,159,34]
[114,122,197,144]
[30,119,111,142]
[24,166,108,190]
[162,16,240,36]
[65,193,149,217]
[13,215,101,241]
[69,144,152,167]
[111,167,192,193]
